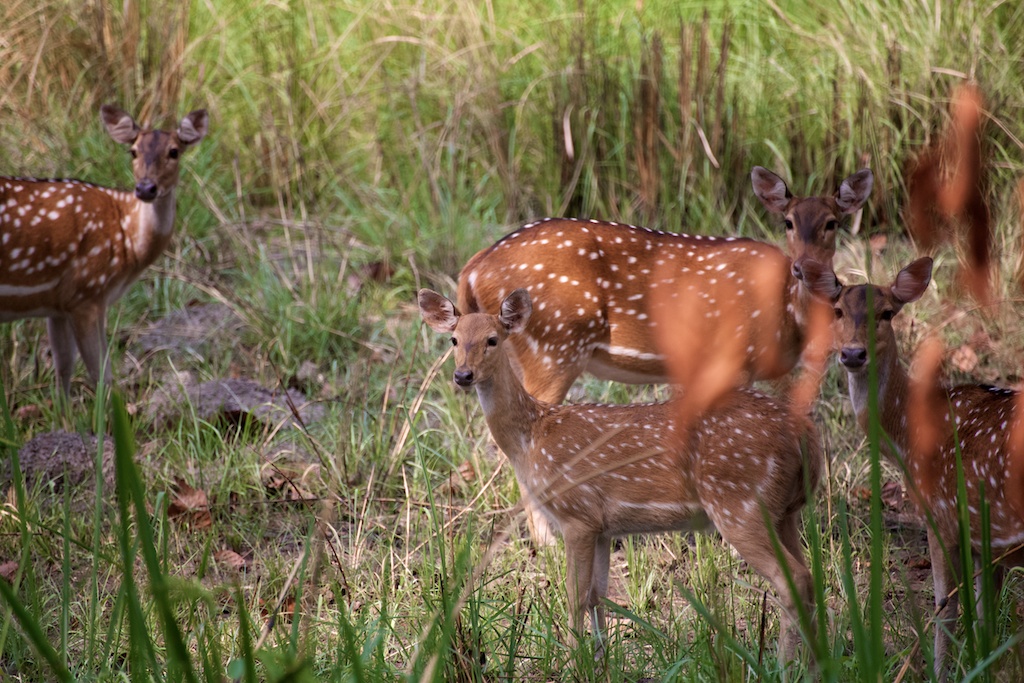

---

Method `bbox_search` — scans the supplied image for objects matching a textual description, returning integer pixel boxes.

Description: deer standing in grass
[0,105,208,393]
[803,257,1024,679]
[457,167,871,544]
[419,287,822,658]
[458,167,872,403]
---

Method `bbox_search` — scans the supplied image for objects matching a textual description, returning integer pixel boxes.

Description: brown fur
[0,105,208,392]
[804,256,1024,680]
[420,287,822,659]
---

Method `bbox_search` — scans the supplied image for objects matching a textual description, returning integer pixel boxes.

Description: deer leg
[46,316,78,394]
[522,366,583,406]
[561,526,597,651]
[70,304,111,389]
[523,496,559,547]
[778,510,815,638]
[589,535,612,650]
[720,521,812,662]
[928,528,959,682]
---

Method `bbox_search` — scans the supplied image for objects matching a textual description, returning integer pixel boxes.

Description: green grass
[2,0,1024,680]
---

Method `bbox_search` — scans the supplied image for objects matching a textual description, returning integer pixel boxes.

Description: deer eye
[784,219,794,231]
[833,308,843,320]
[168,148,179,159]
[880,310,894,322]
[487,337,498,347]
[824,220,838,231]
[450,338,458,347]
[129,148,138,159]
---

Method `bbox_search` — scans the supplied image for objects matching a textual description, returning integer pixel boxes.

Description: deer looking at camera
[803,257,1024,679]
[457,167,870,544]
[419,287,822,659]
[0,105,208,393]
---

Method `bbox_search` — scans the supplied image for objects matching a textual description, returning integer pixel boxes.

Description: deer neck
[847,346,912,460]
[789,273,815,329]
[474,351,545,464]
[130,190,177,268]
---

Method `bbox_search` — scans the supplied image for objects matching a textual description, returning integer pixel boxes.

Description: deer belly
[0,279,63,319]
[587,344,668,383]
[605,500,711,536]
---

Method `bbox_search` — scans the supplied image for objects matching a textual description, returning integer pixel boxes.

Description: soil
[8,431,115,492]
[133,302,244,361]
[147,376,325,430]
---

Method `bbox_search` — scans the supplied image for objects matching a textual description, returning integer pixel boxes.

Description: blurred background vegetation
[2,0,1021,278]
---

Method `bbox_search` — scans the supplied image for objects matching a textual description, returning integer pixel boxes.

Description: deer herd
[426,164,1023,677]
[1,105,1021,676]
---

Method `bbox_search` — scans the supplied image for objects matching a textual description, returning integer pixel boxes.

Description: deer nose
[453,369,475,388]
[135,179,158,202]
[791,259,804,281]
[840,347,867,369]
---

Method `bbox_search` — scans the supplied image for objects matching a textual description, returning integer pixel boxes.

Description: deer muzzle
[453,368,475,389]
[135,179,158,202]
[840,346,867,370]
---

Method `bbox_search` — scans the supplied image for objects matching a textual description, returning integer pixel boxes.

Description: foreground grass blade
[112,390,200,683]
[0,578,73,682]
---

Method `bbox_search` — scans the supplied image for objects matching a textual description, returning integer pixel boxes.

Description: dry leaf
[910,556,931,570]
[261,595,297,624]
[214,549,250,571]
[880,480,905,510]
[456,460,476,483]
[14,404,41,420]
[167,479,213,529]
[0,561,18,583]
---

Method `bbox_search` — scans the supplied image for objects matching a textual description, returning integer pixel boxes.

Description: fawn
[457,168,869,544]
[803,256,1024,678]
[419,287,822,658]
[0,105,208,393]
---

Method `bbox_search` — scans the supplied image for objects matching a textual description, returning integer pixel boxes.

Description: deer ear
[177,109,209,146]
[800,259,843,302]
[418,289,460,333]
[835,168,873,214]
[891,257,933,305]
[101,105,140,145]
[499,289,532,334]
[751,166,792,214]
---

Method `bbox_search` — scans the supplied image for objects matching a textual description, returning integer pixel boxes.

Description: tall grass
[1,0,1023,681]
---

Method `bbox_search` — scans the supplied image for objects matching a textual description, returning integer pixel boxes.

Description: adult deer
[457,167,872,405]
[803,257,1024,679]
[457,167,870,543]
[419,287,821,659]
[0,105,208,393]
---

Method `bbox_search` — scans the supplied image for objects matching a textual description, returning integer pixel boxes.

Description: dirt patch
[147,376,325,430]
[8,431,115,492]
[133,302,245,360]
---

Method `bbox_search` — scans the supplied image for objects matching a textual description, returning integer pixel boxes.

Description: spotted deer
[0,105,208,393]
[803,257,1024,679]
[458,167,872,404]
[419,287,822,658]
[457,167,870,544]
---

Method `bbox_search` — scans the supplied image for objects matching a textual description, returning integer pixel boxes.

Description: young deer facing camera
[0,105,208,393]
[419,287,822,657]
[803,257,1024,679]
